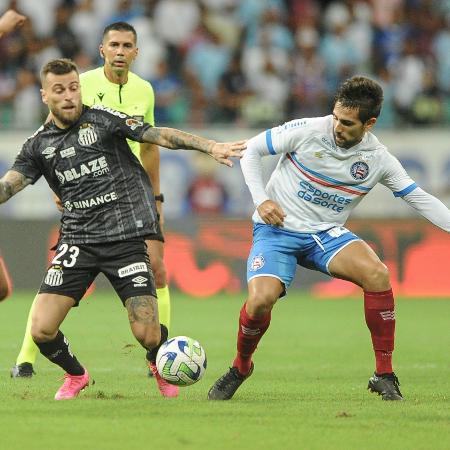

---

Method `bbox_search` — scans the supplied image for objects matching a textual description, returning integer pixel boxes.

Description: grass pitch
[1,290,449,450]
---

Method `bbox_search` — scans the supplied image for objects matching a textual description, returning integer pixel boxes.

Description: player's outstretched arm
[142,127,246,167]
[403,187,450,232]
[0,170,32,204]
[0,10,26,38]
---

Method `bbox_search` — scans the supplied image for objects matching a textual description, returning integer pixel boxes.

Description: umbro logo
[132,275,148,287]
[42,146,56,159]
[97,93,105,101]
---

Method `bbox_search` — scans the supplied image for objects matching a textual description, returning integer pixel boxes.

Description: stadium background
[1,0,450,297]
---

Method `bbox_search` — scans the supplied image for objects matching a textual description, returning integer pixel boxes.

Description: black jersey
[12,104,158,244]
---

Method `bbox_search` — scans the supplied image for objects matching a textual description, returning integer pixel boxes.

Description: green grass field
[1,291,449,450]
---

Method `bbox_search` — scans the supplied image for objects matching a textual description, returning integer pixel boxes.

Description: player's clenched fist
[257,200,286,226]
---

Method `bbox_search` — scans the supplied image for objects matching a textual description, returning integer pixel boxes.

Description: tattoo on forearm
[143,127,212,153]
[125,295,158,325]
[0,171,32,204]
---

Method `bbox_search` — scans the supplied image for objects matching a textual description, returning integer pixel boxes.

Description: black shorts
[146,216,164,243]
[39,239,156,306]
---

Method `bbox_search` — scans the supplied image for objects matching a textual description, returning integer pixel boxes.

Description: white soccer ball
[156,336,207,386]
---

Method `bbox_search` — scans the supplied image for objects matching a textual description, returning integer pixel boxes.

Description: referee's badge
[78,123,98,146]
[45,265,64,287]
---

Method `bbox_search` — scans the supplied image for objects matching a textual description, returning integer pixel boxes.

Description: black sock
[146,324,168,363]
[35,330,84,376]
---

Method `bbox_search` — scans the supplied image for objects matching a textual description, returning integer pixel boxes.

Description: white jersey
[241,115,450,233]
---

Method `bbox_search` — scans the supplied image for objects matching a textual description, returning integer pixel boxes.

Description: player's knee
[30,324,57,343]
[247,291,277,317]
[361,262,390,290]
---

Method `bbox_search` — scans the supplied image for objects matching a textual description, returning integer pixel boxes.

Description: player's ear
[40,88,48,105]
[99,45,104,58]
[364,117,377,131]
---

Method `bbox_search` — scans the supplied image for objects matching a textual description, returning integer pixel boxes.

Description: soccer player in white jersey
[208,76,450,401]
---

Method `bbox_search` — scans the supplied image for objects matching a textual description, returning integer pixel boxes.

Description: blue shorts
[247,223,360,288]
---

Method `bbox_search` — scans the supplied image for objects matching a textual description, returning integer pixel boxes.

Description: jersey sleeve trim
[393,182,418,197]
[265,129,276,155]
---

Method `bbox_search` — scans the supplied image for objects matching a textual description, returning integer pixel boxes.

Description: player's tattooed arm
[142,127,246,168]
[0,170,32,204]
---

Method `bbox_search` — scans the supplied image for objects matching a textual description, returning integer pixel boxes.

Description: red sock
[364,289,395,374]
[233,303,271,375]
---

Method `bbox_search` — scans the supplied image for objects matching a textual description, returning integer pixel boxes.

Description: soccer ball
[156,336,207,386]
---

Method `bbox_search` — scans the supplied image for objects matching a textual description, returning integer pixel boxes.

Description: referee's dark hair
[334,76,384,123]
[102,21,137,43]
[40,58,78,84]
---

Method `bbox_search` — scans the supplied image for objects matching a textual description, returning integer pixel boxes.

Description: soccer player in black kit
[0,58,245,400]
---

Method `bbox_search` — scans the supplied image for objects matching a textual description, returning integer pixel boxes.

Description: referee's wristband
[154,193,164,203]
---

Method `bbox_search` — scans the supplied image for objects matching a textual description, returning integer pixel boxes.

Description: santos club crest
[78,123,98,146]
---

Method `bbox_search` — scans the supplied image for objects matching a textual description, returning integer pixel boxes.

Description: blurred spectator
[130,5,166,81]
[184,24,232,122]
[12,67,41,127]
[392,40,426,123]
[432,16,450,94]
[12,0,59,37]
[0,0,450,128]
[70,0,102,59]
[372,4,409,72]
[53,4,80,59]
[216,52,251,123]
[105,0,139,25]
[289,26,327,117]
[186,153,228,215]
[410,69,444,125]
[151,59,187,125]
[320,2,358,93]
[154,0,200,72]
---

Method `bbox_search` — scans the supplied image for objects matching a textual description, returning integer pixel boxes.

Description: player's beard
[333,132,361,149]
[52,102,83,127]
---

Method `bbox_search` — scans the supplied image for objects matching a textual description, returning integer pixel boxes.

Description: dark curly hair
[334,76,384,123]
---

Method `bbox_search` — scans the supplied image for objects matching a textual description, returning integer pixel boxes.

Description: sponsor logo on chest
[55,156,109,184]
[64,191,118,210]
[60,146,76,158]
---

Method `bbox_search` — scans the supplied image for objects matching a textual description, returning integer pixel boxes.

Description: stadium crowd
[0,0,450,129]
